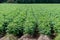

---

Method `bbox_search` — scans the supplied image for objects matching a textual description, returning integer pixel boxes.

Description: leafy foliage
[0,4,60,38]
[54,34,60,40]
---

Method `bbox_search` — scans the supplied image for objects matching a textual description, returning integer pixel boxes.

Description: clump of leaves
[54,34,60,40]
[24,21,39,37]
[49,21,56,39]
[0,21,8,38]
[6,22,24,38]
[38,21,51,35]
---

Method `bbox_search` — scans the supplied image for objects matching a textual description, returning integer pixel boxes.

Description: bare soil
[0,34,18,40]
[38,34,51,40]
[0,34,52,40]
[18,34,51,40]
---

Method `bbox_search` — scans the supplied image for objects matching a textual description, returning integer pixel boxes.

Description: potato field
[0,4,60,40]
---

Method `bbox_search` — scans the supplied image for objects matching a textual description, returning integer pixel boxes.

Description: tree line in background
[0,0,60,3]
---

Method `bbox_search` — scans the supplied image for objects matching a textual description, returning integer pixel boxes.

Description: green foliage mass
[54,34,60,40]
[0,4,60,37]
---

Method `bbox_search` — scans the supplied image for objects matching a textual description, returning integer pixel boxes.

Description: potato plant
[6,9,27,37]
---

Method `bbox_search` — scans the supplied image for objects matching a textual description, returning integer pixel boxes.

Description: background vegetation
[0,0,60,3]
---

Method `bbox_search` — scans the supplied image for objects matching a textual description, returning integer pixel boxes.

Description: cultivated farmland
[0,4,60,40]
